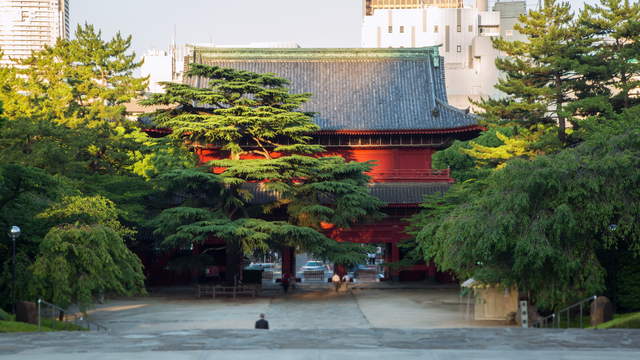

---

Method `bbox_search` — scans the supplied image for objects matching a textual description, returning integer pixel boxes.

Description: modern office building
[0,0,70,65]
[361,0,526,109]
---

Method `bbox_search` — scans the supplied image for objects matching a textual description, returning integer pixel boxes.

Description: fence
[532,295,597,328]
[37,299,109,332]
[303,270,325,282]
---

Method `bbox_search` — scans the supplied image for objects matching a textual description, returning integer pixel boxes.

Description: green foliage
[38,195,136,239]
[615,257,640,311]
[413,109,640,309]
[0,24,147,177]
[38,318,87,331]
[578,0,640,111]
[0,321,53,333]
[0,308,10,321]
[145,64,384,267]
[475,0,587,143]
[32,225,146,310]
[143,63,322,159]
[0,319,85,333]
[432,127,516,182]
[592,312,640,329]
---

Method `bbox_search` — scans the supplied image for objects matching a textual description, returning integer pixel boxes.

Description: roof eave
[315,125,486,135]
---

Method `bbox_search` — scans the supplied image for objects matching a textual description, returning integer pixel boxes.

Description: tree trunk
[556,74,566,143]
[225,240,243,285]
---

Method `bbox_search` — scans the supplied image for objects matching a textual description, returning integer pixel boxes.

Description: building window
[468,25,473,32]
[434,25,439,33]
[505,30,514,37]
[400,26,405,33]
[457,25,461,32]
[457,45,462,53]
[388,26,393,33]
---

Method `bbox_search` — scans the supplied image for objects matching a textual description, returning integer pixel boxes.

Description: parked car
[245,263,275,271]
[300,260,326,272]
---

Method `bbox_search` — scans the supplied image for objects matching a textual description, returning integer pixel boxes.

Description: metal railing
[533,295,597,328]
[371,168,452,181]
[37,299,109,332]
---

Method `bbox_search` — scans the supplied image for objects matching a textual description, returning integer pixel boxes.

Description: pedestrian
[341,273,350,291]
[331,273,341,292]
[281,273,290,294]
[255,313,269,329]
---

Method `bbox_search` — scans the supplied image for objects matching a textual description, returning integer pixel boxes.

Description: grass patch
[0,320,54,333]
[0,319,87,333]
[592,312,640,329]
[40,318,87,331]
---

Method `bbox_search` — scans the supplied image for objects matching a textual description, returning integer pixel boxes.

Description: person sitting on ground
[255,313,269,329]
[331,273,341,292]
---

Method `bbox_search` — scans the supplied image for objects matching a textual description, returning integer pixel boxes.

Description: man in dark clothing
[255,313,269,329]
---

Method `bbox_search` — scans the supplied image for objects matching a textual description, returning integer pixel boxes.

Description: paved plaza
[1,287,639,359]
[82,287,491,333]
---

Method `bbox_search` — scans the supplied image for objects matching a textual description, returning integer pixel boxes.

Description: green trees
[476,0,588,144]
[0,24,147,176]
[0,25,149,311]
[144,64,383,278]
[411,0,640,309]
[33,197,145,310]
[417,113,640,308]
[579,0,640,111]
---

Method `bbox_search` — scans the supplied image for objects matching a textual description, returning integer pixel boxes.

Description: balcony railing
[370,168,453,182]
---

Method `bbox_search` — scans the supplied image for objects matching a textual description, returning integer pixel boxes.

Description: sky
[71,0,593,57]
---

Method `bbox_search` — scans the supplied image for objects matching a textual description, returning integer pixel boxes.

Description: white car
[300,261,326,272]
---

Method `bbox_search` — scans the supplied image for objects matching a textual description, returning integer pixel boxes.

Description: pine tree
[144,65,384,278]
[0,24,148,176]
[578,0,640,111]
[475,0,590,144]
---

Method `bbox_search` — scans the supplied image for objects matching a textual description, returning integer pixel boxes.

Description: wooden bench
[196,284,260,299]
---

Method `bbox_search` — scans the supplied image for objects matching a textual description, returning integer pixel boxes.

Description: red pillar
[335,264,347,277]
[281,246,296,278]
[427,260,437,280]
[390,242,400,282]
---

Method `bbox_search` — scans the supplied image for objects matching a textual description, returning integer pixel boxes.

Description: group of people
[280,272,352,293]
[331,273,351,292]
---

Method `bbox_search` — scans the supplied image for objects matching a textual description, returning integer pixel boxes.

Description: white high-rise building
[0,0,70,65]
[362,0,526,109]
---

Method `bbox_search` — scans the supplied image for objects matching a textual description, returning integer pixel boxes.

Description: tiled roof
[241,182,449,205]
[188,47,477,132]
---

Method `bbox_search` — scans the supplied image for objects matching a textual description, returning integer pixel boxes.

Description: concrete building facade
[0,0,70,65]
[361,0,526,109]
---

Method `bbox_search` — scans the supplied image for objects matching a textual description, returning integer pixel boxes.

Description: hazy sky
[71,0,592,57]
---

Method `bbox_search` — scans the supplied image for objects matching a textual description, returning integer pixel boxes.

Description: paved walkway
[2,287,638,359]
[82,288,497,333]
[1,328,639,359]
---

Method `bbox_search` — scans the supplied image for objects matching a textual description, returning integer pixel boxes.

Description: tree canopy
[0,25,150,311]
[144,64,384,273]
[412,0,640,309]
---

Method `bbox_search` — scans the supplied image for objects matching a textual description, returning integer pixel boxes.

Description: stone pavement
[1,288,639,359]
[0,328,639,359]
[82,288,497,333]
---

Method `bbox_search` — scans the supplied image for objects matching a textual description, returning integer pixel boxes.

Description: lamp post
[9,226,20,315]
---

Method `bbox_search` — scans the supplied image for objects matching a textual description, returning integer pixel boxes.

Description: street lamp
[9,226,20,315]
